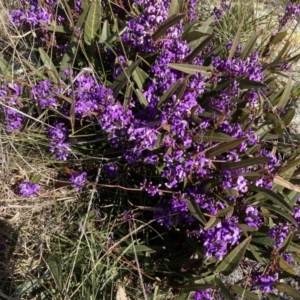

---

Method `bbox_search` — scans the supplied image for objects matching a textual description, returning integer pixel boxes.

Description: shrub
[2,0,300,299]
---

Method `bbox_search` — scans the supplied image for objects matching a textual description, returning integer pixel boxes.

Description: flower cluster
[0,83,23,132]
[252,273,278,293]
[70,171,87,191]
[278,1,300,29]
[7,0,300,297]
[48,122,71,160]
[19,182,40,197]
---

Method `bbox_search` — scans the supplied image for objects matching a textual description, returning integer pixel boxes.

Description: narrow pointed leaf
[221,157,272,170]
[228,17,244,60]
[236,224,258,232]
[249,185,293,214]
[216,236,252,275]
[288,242,300,252]
[214,278,235,300]
[274,282,300,299]
[84,0,102,45]
[134,89,148,107]
[205,137,247,159]
[274,175,300,193]
[239,80,266,90]
[111,59,141,98]
[282,108,295,126]
[204,217,221,230]
[260,204,297,226]
[168,63,211,76]
[132,67,149,90]
[38,48,59,78]
[276,256,297,276]
[187,198,206,225]
[158,78,182,107]
[279,157,300,175]
[184,31,210,43]
[201,131,234,142]
[181,283,215,292]
[279,232,293,253]
[176,75,191,100]
[47,254,63,290]
[270,31,288,45]
[275,74,293,109]
[152,13,185,41]
[240,32,259,60]
[231,285,259,300]
[168,0,180,16]
[99,20,110,43]
[184,34,214,63]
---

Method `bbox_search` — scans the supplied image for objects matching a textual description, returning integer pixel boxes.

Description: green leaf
[260,204,297,226]
[279,232,293,253]
[182,20,197,39]
[31,174,42,184]
[221,157,272,171]
[239,79,266,90]
[176,75,191,100]
[175,292,191,300]
[204,217,221,230]
[228,17,244,60]
[158,78,183,107]
[184,31,210,43]
[255,124,272,139]
[247,244,269,264]
[47,254,63,290]
[111,59,141,98]
[270,31,288,45]
[275,74,293,109]
[282,108,295,127]
[168,0,180,16]
[187,198,206,225]
[249,231,275,247]
[231,285,259,300]
[38,48,59,78]
[46,24,71,33]
[216,236,252,276]
[168,63,211,76]
[201,131,234,142]
[181,283,215,293]
[184,34,214,63]
[214,278,235,300]
[279,157,300,176]
[276,255,297,276]
[273,175,300,193]
[152,13,185,41]
[205,137,247,159]
[249,185,294,214]
[134,89,148,107]
[121,245,164,254]
[274,282,300,299]
[132,67,149,90]
[288,242,300,252]
[84,0,102,45]
[286,190,300,206]
[99,20,110,43]
[240,32,259,60]
[236,224,258,232]
[216,206,234,217]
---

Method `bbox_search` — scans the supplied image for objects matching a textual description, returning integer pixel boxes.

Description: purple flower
[70,172,87,191]
[19,182,40,197]
[252,273,278,292]
[245,206,262,228]
[48,123,71,160]
[193,288,215,300]
[269,223,291,249]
